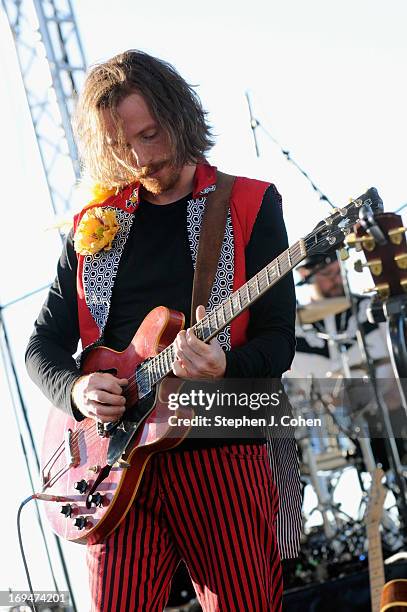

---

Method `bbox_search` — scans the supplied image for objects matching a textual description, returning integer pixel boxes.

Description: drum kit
[284,287,407,588]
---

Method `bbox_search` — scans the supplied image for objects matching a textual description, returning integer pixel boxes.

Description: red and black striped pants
[86,444,282,611]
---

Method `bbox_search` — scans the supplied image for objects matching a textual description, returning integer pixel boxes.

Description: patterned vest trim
[73,164,270,350]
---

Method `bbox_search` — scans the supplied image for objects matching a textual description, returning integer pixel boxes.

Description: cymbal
[328,357,391,377]
[297,297,351,325]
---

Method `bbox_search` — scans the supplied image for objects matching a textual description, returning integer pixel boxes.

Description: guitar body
[381,580,407,611]
[41,306,189,544]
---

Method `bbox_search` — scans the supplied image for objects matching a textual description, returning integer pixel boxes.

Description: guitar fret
[202,317,213,339]
[276,258,281,277]
[218,303,225,324]
[255,275,260,294]
[153,358,160,382]
[164,350,170,372]
[258,270,267,291]
[195,321,205,341]
[209,311,217,332]
[231,292,241,313]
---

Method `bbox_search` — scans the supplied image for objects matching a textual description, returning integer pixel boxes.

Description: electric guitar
[40,187,383,543]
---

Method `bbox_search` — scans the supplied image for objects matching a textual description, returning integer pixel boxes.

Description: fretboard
[137,238,306,395]
[367,525,385,612]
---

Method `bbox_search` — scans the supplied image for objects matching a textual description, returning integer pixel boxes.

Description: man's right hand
[71,372,128,423]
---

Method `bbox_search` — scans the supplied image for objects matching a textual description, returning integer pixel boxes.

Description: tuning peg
[363,283,390,299]
[354,260,366,273]
[345,233,362,251]
[400,279,407,293]
[354,259,382,275]
[368,259,383,276]
[394,254,407,270]
[339,247,349,261]
[361,236,376,252]
[345,232,356,246]
[345,233,375,252]
[388,227,407,245]
[376,283,390,299]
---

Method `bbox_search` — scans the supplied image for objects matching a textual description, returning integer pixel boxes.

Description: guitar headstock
[304,188,383,258]
[366,468,386,528]
[350,212,407,299]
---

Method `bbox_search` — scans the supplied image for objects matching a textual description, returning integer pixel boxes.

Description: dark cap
[296,250,339,286]
[297,251,338,271]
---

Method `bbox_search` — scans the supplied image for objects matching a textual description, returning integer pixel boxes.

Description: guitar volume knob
[74,479,88,494]
[60,504,73,518]
[88,492,104,507]
[74,516,87,530]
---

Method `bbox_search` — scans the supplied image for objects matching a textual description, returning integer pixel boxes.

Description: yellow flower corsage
[74,208,119,256]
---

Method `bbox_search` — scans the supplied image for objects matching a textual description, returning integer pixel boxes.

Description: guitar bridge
[64,428,79,467]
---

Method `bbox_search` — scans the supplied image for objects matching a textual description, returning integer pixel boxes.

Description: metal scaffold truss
[1,0,87,217]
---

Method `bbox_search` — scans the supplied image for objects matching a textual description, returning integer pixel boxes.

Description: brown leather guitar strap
[190,170,236,326]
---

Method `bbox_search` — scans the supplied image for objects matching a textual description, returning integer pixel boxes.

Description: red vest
[73,163,270,349]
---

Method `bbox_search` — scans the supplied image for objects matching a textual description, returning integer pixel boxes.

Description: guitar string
[125,240,305,392]
[44,207,357,473]
[48,240,307,466]
[45,238,311,467]
[127,223,339,392]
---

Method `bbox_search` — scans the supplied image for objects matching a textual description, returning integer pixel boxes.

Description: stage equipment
[2,0,86,217]
[347,210,407,531]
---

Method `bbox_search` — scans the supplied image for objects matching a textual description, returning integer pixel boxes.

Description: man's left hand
[172,305,226,379]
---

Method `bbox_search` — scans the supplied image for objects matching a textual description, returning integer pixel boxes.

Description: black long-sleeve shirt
[25,184,296,422]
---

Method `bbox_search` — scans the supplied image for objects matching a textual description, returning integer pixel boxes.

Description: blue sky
[0,0,406,608]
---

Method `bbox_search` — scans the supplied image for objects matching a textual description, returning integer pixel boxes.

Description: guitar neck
[141,239,307,387]
[367,524,385,612]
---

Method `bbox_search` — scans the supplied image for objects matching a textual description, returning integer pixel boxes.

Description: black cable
[17,496,39,612]
[245,91,260,157]
[259,123,336,209]
[0,311,78,612]
[244,92,336,209]
[395,202,407,214]
[0,317,60,593]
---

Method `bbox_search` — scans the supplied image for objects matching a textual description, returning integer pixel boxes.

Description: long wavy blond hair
[74,50,214,190]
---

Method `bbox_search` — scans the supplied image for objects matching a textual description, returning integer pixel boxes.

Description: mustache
[136,161,168,179]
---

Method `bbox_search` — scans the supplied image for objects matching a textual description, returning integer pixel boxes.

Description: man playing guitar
[25,50,301,611]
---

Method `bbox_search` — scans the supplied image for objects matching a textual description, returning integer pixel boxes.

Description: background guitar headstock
[348,212,407,299]
[366,468,386,528]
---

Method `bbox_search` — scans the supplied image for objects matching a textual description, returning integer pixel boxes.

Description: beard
[317,283,345,298]
[136,161,182,195]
